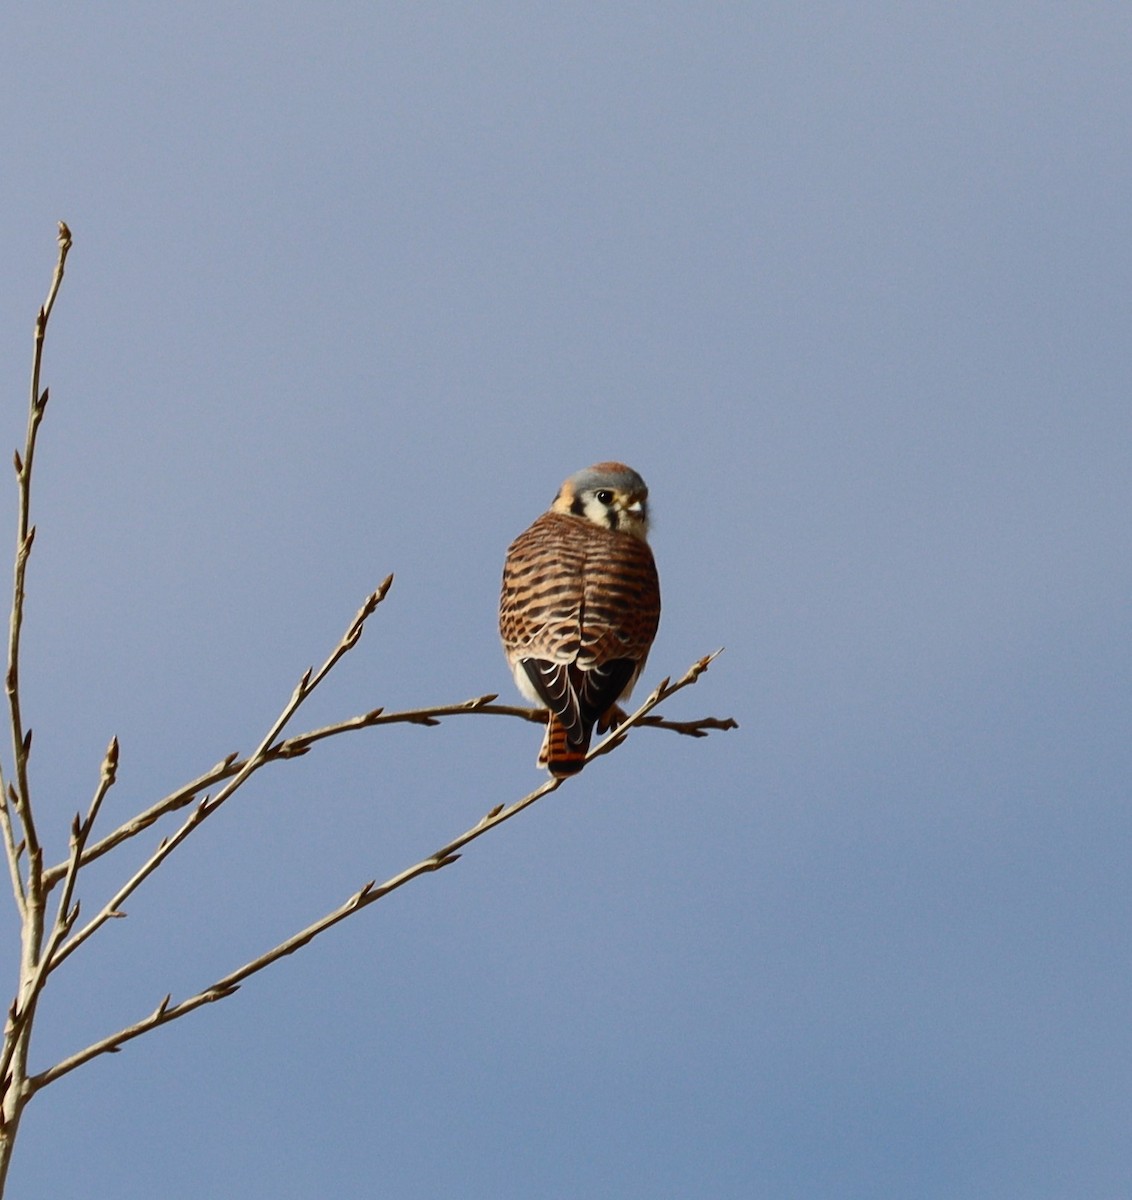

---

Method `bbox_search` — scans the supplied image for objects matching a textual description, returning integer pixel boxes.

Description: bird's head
[552,461,651,540]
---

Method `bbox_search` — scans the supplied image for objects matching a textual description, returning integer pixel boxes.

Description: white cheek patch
[584,497,614,528]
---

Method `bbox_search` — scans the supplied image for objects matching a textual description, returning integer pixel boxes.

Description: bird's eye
[595,490,614,505]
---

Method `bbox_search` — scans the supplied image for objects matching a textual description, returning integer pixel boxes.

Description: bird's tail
[539,713,593,777]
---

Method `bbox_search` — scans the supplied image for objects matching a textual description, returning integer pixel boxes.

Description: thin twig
[27,652,722,1093]
[37,739,118,976]
[0,763,25,919]
[49,582,392,969]
[0,227,73,1176]
[0,739,106,1099]
[28,771,560,1093]
[49,800,209,970]
[5,221,70,891]
[42,687,736,890]
[41,754,242,892]
[587,649,726,764]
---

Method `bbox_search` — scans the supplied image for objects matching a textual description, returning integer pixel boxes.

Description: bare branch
[449,700,739,738]
[635,713,738,737]
[50,800,210,969]
[41,580,395,892]
[29,652,724,1094]
[0,733,102,1093]
[42,668,735,890]
[0,228,74,1180]
[48,582,394,965]
[0,229,736,1200]
[27,772,562,1093]
[37,223,71,332]
[587,649,727,764]
[83,737,120,839]
[42,754,241,891]
[0,767,25,919]
[37,738,119,975]
[7,244,68,876]
[5,224,71,887]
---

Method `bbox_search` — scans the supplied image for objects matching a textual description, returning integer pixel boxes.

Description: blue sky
[1,4,1130,1196]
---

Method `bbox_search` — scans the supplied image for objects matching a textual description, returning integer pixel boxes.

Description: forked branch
[2,221,71,904]
[42,684,735,890]
[47,580,393,972]
[27,651,724,1094]
[0,228,738,1200]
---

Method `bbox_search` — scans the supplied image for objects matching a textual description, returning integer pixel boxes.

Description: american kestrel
[500,462,661,777]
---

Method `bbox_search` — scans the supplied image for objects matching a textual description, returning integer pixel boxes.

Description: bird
[500,461,661,776]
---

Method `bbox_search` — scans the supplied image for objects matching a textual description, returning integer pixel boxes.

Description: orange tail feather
[540,714,593,777]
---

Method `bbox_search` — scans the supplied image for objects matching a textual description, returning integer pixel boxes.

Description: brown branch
[0,765,24,920]
[27,652,723,1093]
[47,581,393,970]
[48,800,209,971]
[41,583,394,892]
[4,221,70,899]
[470,702,738,738]
[586,649,727,763]
[32,736,119,984]
[43,680,735,891]
[0,229,74,1183]
[0,735,105,1097]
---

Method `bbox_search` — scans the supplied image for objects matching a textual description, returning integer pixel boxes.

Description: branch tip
[682,648,724,684]
[344,575,393,643]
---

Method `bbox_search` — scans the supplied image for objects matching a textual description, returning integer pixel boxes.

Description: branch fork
[0,225,736,1195]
